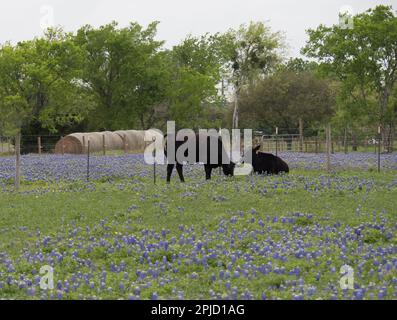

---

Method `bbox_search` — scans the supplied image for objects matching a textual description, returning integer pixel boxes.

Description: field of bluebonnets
[0,152,396,300]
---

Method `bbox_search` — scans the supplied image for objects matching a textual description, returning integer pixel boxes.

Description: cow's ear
[253,145,261,153]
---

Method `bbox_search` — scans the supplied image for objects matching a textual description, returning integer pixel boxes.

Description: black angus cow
[250,145,289,175]
[165,133,235,183]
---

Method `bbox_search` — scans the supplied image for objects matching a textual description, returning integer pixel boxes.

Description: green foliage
[75,21,166,130]
[239,70,335,130]
[216,21,285,128]
[166,34,224,129]
[303,5,397,138]
[219,21,285,87]
[0,28,91,135]
[1,5,395,136]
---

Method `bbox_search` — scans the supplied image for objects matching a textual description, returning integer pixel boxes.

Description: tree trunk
[381,124,393,153]
[232,88,239,129]
[379,86,392,153]
[351,131,358,151]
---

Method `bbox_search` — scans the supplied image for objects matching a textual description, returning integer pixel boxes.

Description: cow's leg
[167,164,175,183]
[176,163,185,182]
[204,165,212,180]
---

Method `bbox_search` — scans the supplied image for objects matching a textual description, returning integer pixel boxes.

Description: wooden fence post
[82,136,86,154]
[102,134,106,156]
[15,132,21,192]
[123,134,128,154]
[87,139,91,182]
[378,126,381,173]
[326,124,331,172]
[38,136,42,155]
[299,118,304,152]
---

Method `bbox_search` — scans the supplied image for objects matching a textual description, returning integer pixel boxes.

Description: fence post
[299,118,304,152]
[275,127,279,156]
[15,132,21,192]
[82,136,86,154]
[153,137,157,184]
[123,134,128,154]
[38,136,42,155]
[378,126,381,173]
[102,134,106,156]
[61,136,65,155]
[326,124,331,172]
[87,139,91,182]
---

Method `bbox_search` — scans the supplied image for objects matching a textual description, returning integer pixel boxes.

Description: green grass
[0,169,396,300]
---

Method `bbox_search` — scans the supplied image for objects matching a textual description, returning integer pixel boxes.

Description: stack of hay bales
[55,130,164,154]
[55,132,125,154]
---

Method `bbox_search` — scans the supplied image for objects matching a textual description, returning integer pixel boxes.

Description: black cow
[250,145,289,175]
[165,133,235,183]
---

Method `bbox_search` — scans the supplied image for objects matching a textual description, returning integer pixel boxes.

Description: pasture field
[0,153,396,300]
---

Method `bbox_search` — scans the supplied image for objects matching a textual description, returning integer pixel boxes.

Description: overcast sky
[0,0,394,57]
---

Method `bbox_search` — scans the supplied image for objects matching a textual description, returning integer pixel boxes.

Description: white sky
[0,0,395,57]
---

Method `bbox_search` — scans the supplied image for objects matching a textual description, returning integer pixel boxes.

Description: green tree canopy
[303,5,397,150]
[0,28,89,136]
[239,70,335,132]
[217,21,285,128]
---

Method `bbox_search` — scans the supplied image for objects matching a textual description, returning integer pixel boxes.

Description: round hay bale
[114,130,147,153]
[145,129,164,148]
[55,132,125,154]
[55,135,83,154]
[101,131,124,151]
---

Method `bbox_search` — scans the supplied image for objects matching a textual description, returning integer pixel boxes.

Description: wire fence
[0,127,395,191]
[0,128,394,157]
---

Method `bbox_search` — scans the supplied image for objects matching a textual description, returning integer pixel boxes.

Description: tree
[280,57,318,73]
[75,21,165,130]
[0,28,88,152]
[166,34,223,129]
[238,70,335,138]
[218,21,285,128]
[303,5,397,152]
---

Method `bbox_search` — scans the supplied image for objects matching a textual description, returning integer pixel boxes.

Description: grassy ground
[0,169,396,300]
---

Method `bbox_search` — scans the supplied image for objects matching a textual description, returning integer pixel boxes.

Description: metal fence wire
[0,129,395,156]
